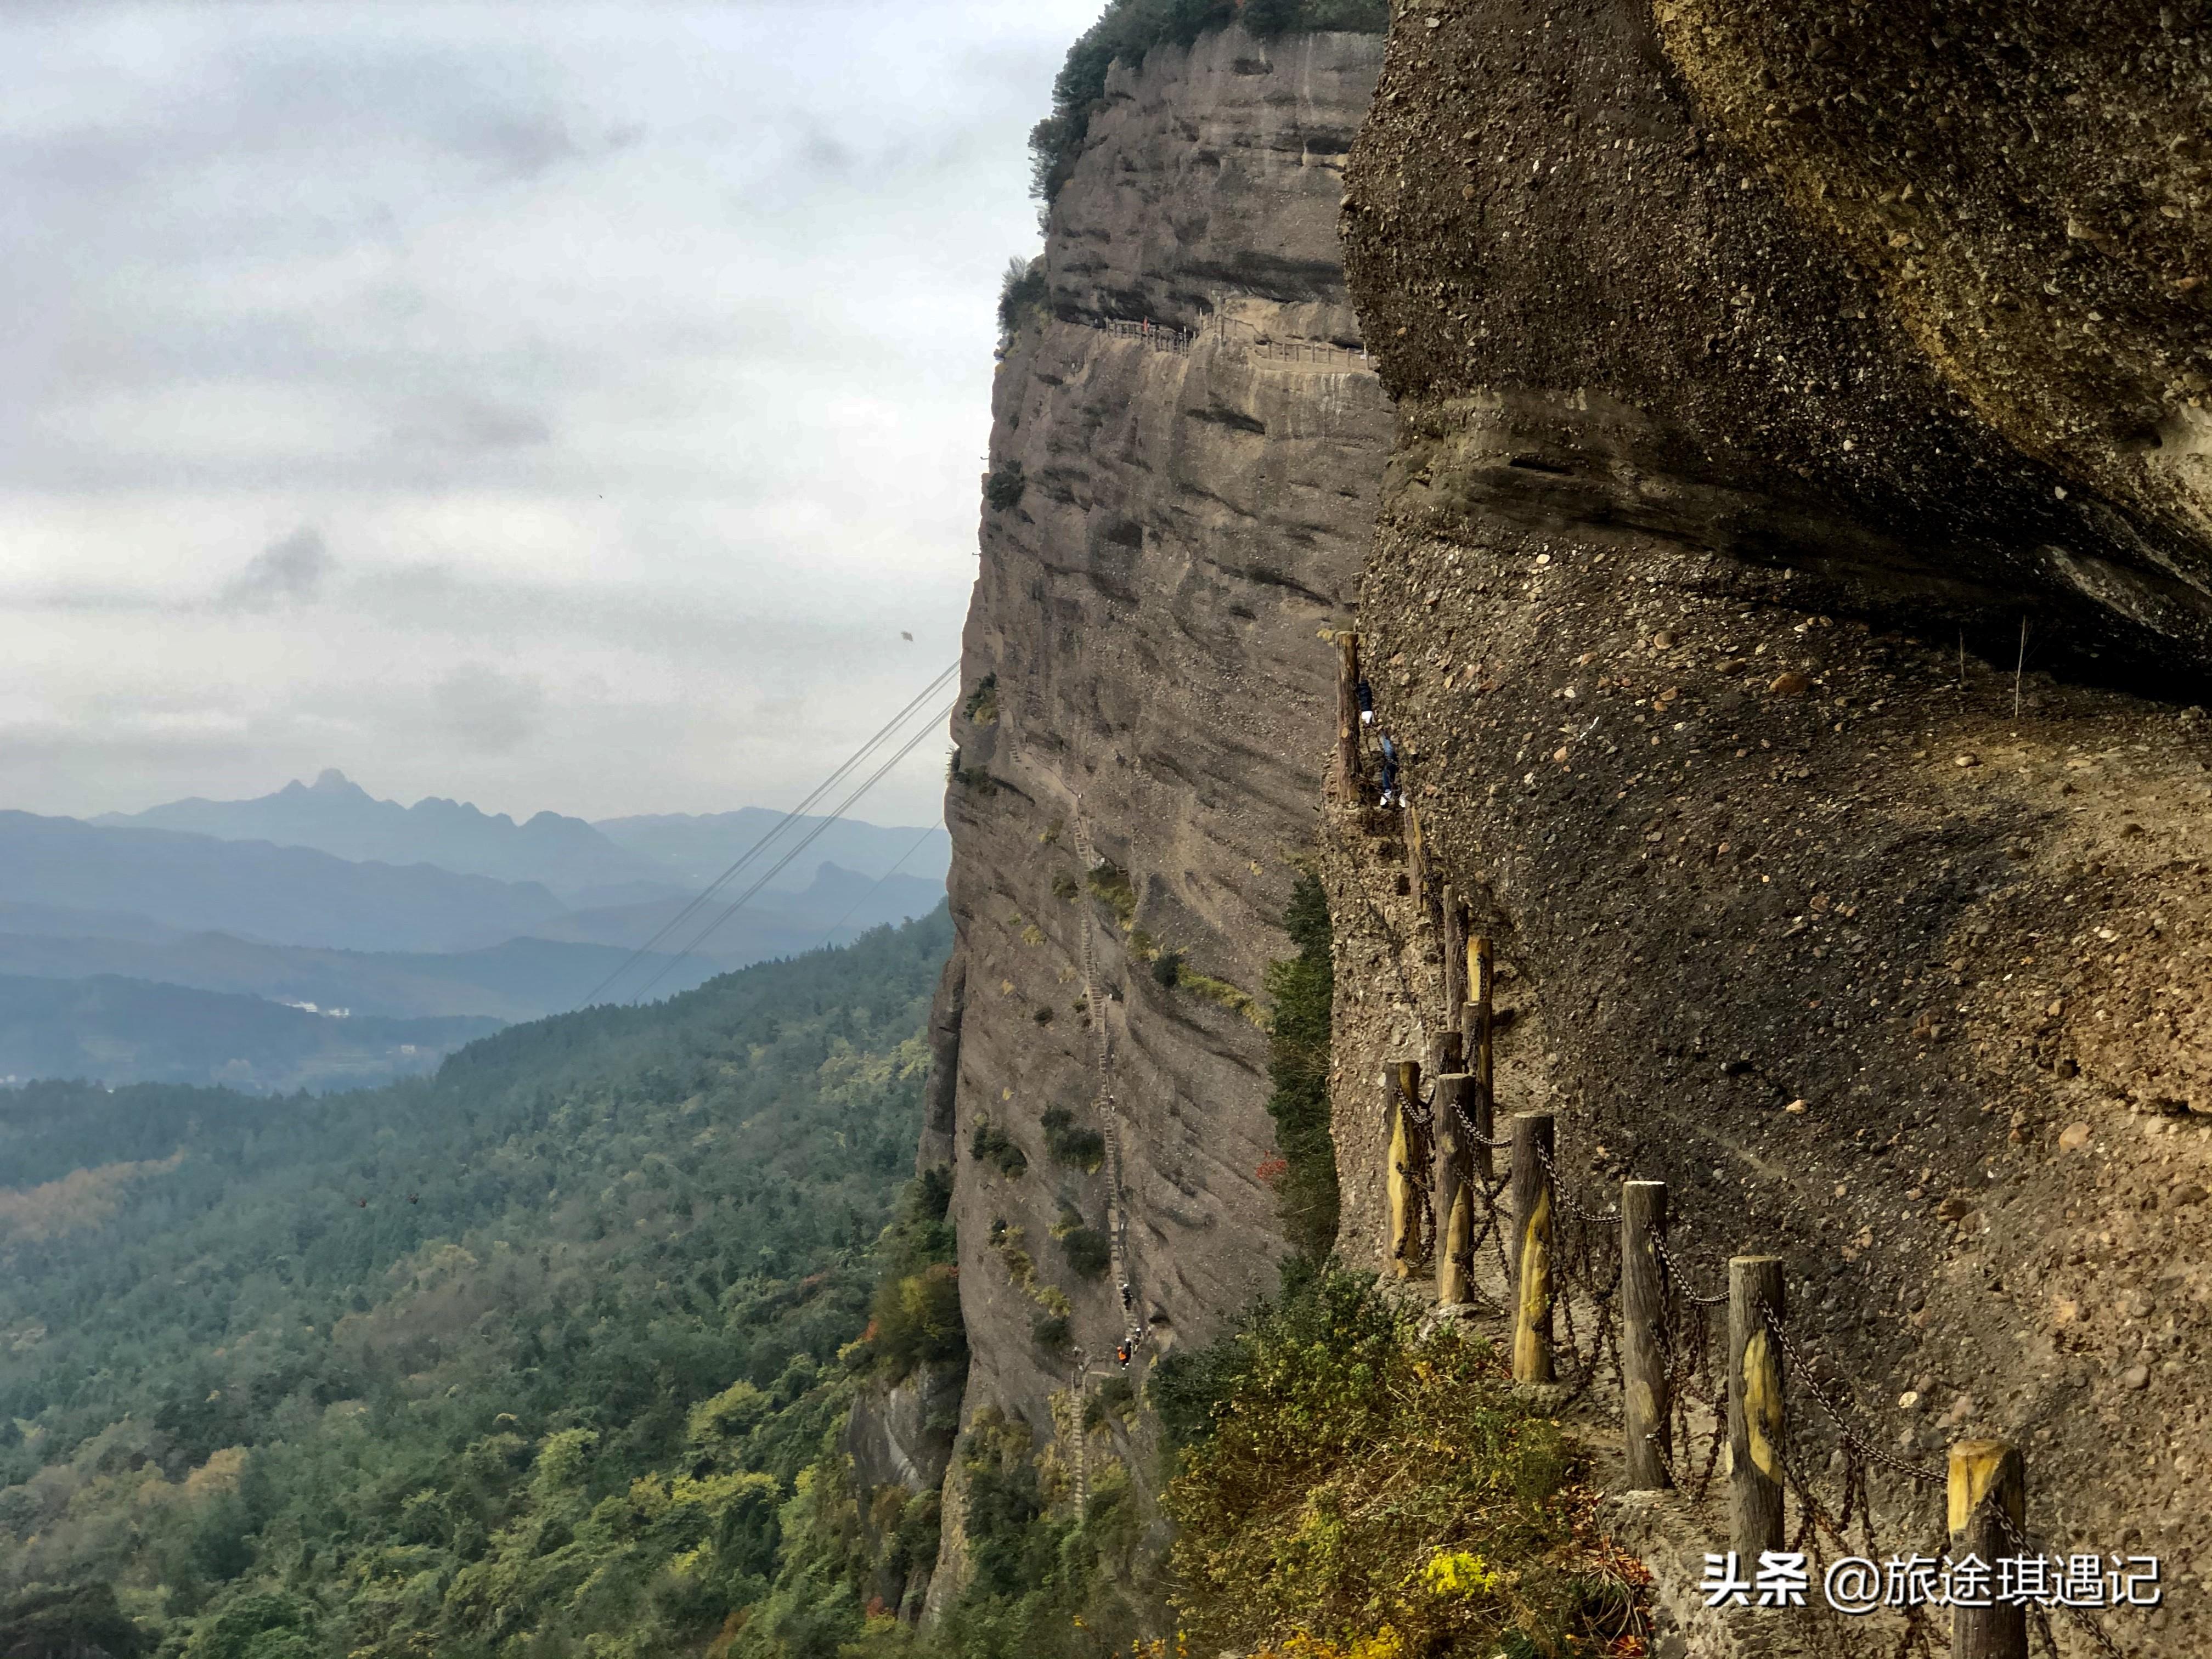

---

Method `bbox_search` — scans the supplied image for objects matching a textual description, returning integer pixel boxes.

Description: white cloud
[431,663,546,754]
[0,0,1101,823]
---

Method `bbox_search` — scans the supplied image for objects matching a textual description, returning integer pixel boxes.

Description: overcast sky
[0,1,1099,825]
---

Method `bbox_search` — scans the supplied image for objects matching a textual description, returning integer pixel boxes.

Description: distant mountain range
[94,771,952,900]
[0,775,950,1090]
[97,770,667,900]
[0,811,568,954]
[0,973,503,1094]
[0,861,939,1022]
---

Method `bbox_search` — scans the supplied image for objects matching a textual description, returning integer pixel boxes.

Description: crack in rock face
[1336,0,2212,1647]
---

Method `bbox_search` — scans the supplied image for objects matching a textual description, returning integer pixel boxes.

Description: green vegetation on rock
[1156,1272,1640,1659]
[1039,1107,1105,1173]
[961,674,1000,727]
[1081,861,1136,927]
[928,1410,1154,1659]
[981,464,1026,512]
[996,258,1047,354]
[1261,872,1339,1265]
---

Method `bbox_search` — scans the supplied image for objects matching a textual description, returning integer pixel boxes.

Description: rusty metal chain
[1754,1294,1944,1489]
[1647,1224,1730,1307]
[1985,1503,2131,1659]
[1536,1140,1622,1227]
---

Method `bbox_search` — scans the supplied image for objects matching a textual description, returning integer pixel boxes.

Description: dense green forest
[0,909,958,1659]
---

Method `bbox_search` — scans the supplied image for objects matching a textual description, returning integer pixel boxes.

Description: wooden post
[1441,885,1468,1025]
[1509,1111,1554,1384]
[1728,1256,1786,1562]
[1385,1069,1410,1280]
[1949,1440,2028,1659]
[1336,633,1361,802]
[1465,936,1495,1182]
[1406,802,1432,915]
[1434,1073,1474,1305]
[1386,1061,1426,1277]
[1620,1181,1672,1491]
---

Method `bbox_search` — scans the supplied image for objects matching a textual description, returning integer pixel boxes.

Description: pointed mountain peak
[311,769,363,795]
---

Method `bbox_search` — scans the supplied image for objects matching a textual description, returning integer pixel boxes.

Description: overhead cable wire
[577,663,958,1007]
[626,698,957,1003]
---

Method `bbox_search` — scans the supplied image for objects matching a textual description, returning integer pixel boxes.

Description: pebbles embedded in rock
[1768,671,1811,696]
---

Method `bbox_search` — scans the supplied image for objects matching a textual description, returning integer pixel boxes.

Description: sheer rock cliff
[919,21,1389,1615]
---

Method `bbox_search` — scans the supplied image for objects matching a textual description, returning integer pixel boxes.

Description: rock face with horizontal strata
[919,22,1388,1616]
[1331,2,2212,1649]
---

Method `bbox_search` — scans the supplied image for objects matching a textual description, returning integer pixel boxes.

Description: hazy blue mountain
[592,808,950,894]
[0,812,568,953]
[0,901,184,945]
[0,931,723,1022]
[94,769,675,899]
[531,861,947,991]
[0,973,503,1093]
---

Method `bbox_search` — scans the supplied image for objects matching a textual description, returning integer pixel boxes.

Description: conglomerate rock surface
[1327,1,2212,1650]
[919,22,1390,1614]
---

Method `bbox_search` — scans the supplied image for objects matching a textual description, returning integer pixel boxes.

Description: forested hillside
[0,907,957,1658]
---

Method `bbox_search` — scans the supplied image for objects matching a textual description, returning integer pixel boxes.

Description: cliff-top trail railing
[1339,630,2141,1659]
[1088,313,1374,371]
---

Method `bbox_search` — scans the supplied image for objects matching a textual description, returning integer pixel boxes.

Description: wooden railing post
[1728,1255,1786,1561]
[1434,1073,1473,1306]
[1441,886,1468,1024]
[1335,632,1361,802]
[1406,802,1432,913]
[1464,936,1494,1182]
[1385,1060,1426,1278]
[1949,1440,2028,1659]
[1620,1181,1672,1491]
[1509,1111,1554,1384]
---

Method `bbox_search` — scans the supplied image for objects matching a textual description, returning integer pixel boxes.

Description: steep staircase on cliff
[1062,815,1148,1522]
[1068,820,1142,1362]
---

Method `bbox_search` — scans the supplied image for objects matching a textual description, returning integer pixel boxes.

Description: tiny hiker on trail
[1378,731,1400,807]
